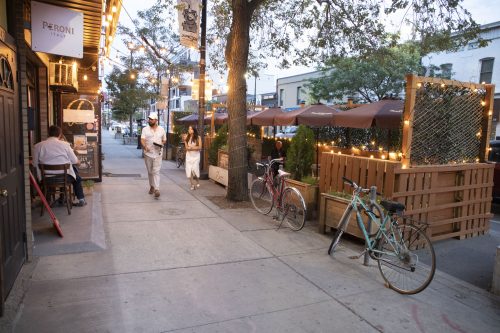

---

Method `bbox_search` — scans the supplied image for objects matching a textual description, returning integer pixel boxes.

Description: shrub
[208,124,228,165]
[285,125,315,181]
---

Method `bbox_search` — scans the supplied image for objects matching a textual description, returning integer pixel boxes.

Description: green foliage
[301,176,318,186]
[307,44,422,103]
[208,124,228,166]
[327,191,352,200]
[105,67,151,132]
[171,112,191,146]
[285,125,315,181]
[82,180,95,188]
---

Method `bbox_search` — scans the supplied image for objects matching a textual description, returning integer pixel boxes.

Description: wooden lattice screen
[402,75,495,167]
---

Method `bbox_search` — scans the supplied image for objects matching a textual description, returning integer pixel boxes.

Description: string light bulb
[83,74,88,80]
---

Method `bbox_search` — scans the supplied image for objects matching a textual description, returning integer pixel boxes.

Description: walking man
[141,113,166,198]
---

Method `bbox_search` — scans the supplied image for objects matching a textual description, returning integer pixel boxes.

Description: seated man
[33,125,86,206]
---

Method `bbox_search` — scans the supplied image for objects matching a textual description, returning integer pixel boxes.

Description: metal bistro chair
[39,164,73,215]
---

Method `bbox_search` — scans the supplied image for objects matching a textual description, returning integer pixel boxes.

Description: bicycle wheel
[377,224,436,294]
[250,178,273,215]
[328,205,352,255]
[282,187,306,231]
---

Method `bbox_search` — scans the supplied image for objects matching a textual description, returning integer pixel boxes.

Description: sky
[109,0,500,95]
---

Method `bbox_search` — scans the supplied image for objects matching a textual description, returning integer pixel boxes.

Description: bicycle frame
[344,189,404,259]
[261,162,287,208]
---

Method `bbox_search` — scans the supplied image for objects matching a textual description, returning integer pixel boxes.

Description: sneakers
[73,199,87,207]
[154,190,160,198]
[196,183,200,189]
[190,185,195,191]
[148,186,155,194]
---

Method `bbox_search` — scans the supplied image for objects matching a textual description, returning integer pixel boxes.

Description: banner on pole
[177,0,201,49]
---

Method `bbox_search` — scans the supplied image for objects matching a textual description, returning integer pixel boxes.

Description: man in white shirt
[141,113,166,198]
[32,125,86,206]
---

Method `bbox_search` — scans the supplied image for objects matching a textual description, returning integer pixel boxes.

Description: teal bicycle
[328,177,436,294]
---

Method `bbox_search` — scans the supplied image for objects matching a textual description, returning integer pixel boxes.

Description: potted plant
[82,180,95,196]
[284,125,319,219]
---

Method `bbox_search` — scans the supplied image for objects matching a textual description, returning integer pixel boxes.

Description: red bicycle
[250,159,307,231]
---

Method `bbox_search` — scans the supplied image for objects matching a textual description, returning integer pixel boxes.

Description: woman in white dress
[184,126,202,190]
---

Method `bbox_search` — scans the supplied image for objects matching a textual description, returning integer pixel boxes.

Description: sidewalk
[8,130,500,332]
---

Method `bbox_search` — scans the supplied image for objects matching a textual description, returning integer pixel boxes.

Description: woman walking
[184,126,202,190]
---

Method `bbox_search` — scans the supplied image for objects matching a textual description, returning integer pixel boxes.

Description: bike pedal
[348,250,367,260]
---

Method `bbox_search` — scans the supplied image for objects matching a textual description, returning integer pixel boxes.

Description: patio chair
[39,164,73,216]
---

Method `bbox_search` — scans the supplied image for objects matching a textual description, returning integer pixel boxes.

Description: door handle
[1,189,7,197]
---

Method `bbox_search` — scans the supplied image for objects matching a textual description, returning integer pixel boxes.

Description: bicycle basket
[254,163,266,177]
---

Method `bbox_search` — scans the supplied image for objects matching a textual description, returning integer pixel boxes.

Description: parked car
[275,126,298,139]
[488,140,500,202]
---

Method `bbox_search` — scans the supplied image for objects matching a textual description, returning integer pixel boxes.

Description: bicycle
[176,145,185,168]
[250,159,307,231]
[328,176,436,294]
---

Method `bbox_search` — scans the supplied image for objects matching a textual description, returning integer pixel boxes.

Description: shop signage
[177,0,200,49]
[31,1,83,58]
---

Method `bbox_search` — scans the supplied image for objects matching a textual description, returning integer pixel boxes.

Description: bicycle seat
[380,200,405,213]
[278,169,291,178]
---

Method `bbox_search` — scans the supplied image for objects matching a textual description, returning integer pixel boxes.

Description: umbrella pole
[315,127,319,178]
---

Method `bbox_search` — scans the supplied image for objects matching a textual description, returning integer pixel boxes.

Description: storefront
[0,0,120,315]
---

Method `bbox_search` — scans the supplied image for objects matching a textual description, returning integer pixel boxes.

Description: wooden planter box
[209,165,254,188]
[318,193,375,239]
[285,178,319,220]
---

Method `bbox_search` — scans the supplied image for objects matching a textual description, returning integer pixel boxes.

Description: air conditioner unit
[49,62,78,91]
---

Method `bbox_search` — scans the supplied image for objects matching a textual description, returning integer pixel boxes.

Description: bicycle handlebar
[342,177,383,195]
[256,158,283,170]
[342,177,370,193]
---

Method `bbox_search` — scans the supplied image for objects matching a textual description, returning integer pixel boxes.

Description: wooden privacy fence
[319,152,494,241]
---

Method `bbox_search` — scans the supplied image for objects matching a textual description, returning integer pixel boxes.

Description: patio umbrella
[332,99,404,128]
[273,104,340,177]
[248,107,285,126]
[274,104,340,126]
[175,114,211,125]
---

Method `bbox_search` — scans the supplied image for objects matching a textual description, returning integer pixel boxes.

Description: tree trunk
[225,1,256,201]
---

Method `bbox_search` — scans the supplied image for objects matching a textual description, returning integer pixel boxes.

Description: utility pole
[197,0,208,178]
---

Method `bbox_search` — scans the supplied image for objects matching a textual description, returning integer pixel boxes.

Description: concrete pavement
[6,130,500,332]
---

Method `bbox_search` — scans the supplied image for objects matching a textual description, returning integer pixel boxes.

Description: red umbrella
[332,100,404,128]
[274,104,340,126]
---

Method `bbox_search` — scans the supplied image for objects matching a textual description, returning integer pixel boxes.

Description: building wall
[277,71,327,109]
[422,21,500,97]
